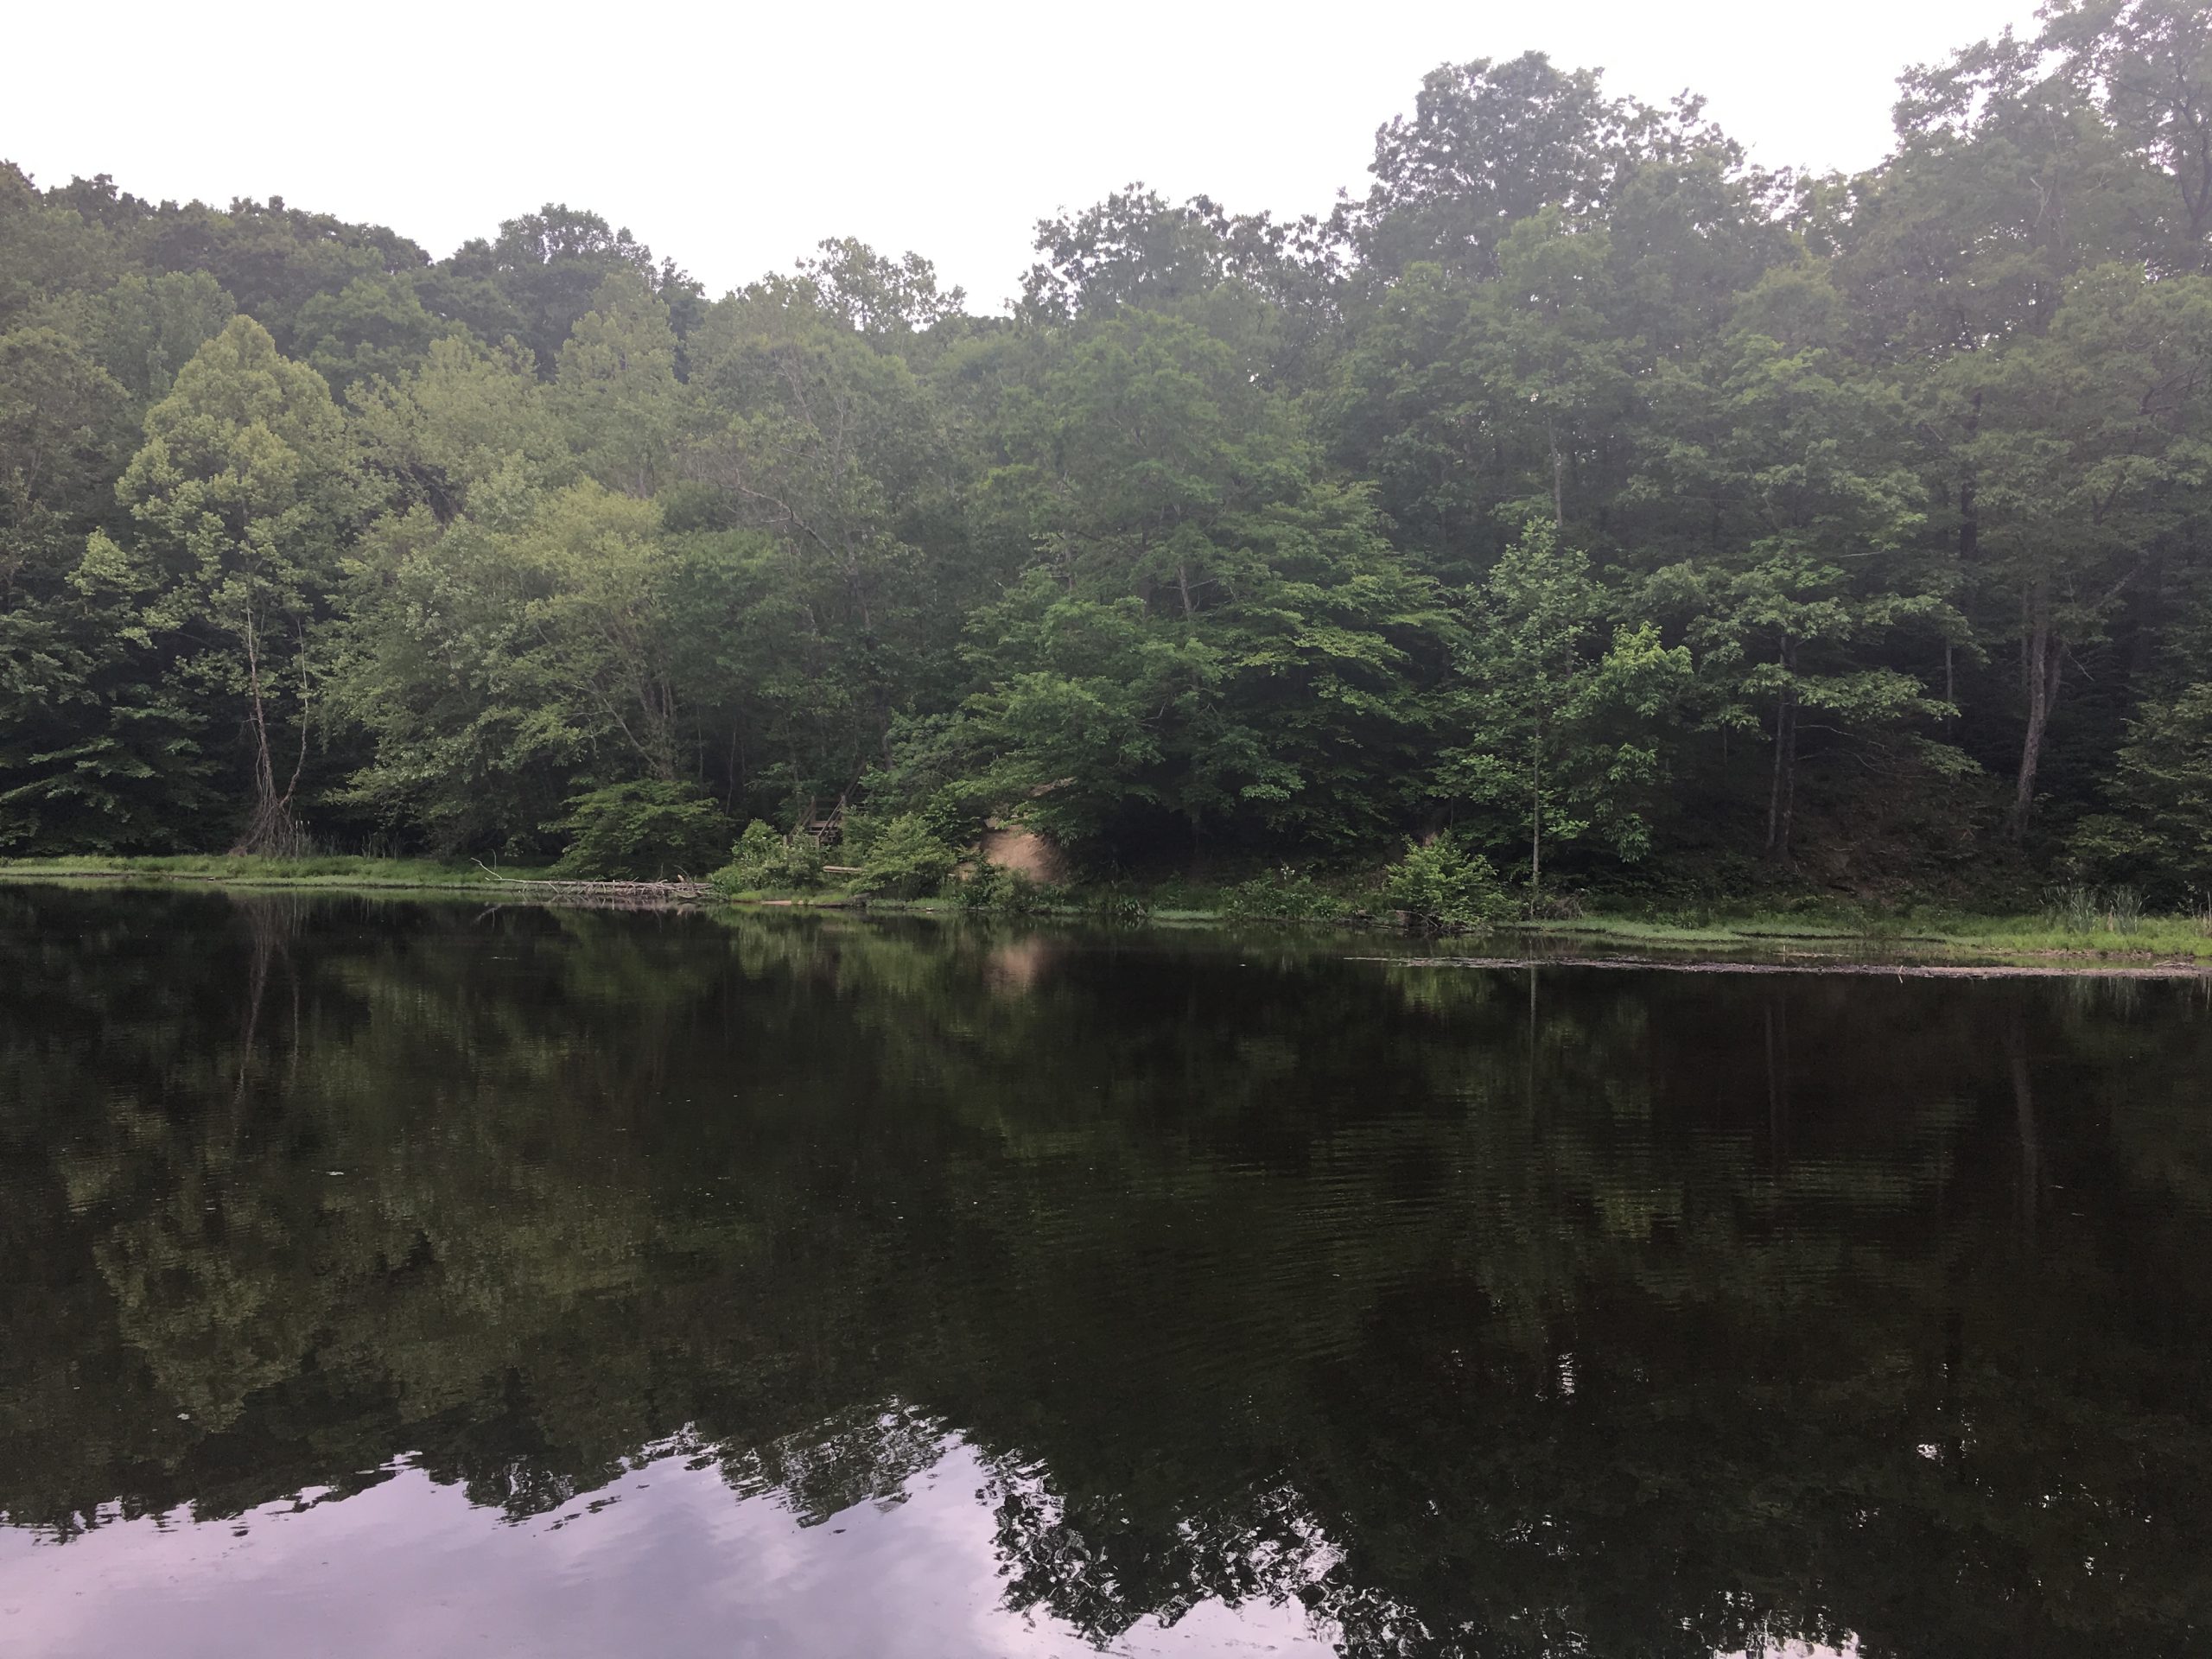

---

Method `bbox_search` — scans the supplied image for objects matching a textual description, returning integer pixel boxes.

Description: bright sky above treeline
[11,0,2043,305]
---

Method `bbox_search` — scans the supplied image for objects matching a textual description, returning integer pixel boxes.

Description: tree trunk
[1764,641,1797,863]
[1958,392,1981,564]
[1529,737,1543,910]
[229,592,304,857]
[1763,696,1797,861]
[1548,420,1565,528]
[1943,390,1978,744]
[2012,585,2063,836]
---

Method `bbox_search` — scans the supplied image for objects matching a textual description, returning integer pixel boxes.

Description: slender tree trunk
[1777,698,1797,861]
[2012,584,2063,836]
[1942,390,1979,745]
[231,586,303,856]
[1529,734,1543,910]
[1764,640,1797,862]
[1958,392,1981,563]
[242,598,276,807]
[1548,420,1565,528]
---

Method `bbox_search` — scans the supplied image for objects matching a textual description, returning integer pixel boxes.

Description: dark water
[1,888,2209,1659]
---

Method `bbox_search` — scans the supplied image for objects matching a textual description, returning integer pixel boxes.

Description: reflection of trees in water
[0,888,2209,1656]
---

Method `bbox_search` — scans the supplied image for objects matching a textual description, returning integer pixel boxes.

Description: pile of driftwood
[472,864,715,909]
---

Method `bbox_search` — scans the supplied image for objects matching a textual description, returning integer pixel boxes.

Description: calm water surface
[1,887,2208,1657]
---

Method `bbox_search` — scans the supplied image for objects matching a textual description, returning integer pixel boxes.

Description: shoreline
[5,859,2209,975]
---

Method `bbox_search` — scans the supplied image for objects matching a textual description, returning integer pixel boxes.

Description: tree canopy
[6,3,2212,900]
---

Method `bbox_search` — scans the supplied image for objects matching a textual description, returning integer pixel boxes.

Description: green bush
[1221,867,1341,921]
[954,862,1046,914]
[1380,839,1510,929]
[710,821,825,895]
[550,782,733,880]
[1082,883,1151,925]
[851,813,959,899]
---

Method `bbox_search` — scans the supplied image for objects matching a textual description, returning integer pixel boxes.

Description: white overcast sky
[10,0,2044,309]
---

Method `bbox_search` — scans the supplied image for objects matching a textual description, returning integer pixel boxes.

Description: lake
[1,886,2208,1657]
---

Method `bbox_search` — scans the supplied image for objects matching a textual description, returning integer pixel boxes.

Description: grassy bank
[1535,907,2212,963]
[0,854,531,893]
[7,855,2211,968]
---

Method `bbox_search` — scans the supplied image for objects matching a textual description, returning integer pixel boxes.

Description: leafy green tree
[553,274,683,497]
[105,315,357,851]
[795,237,967,338]
[1443,521,1690,895]
[1347,52,1690,280]
[1953,263,2212,831]
[2041,0,2212,273]
[292,273,449,393]
[950,309,1448,856]
[2076,683,2212,895]
[349,334,570,522]
[550,779,729,879]
[0,325,209,849]
[711,819,826,894]
[60,270,234,404]
[851,811,957,898]
[0,162,119,332]
[1379,836,1509,925]
[678,283,967,817]
[130,192,429,353]
[454,205,662,374]
[337,481,690,850]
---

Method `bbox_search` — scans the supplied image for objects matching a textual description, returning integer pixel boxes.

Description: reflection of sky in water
[0,1440,1335,1659]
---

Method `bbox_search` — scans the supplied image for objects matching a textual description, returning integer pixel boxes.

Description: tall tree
[1954,262,2212,831]
[1442,520,1689,897]
[105,316,357,851]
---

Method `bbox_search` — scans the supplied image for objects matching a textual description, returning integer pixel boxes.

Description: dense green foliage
[548,779,730,880]
[10,2,2212,900]
[849,812,961,899]
[709,817,827,894]
[1380,837,1512,927]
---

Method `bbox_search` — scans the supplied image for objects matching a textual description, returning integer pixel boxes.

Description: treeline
[5,0,2212,901]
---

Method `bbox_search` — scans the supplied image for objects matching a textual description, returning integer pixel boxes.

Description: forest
[5,0,2212,906]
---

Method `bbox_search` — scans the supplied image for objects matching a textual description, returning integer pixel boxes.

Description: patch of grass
[718,885,858,906]
[0,854,532,892]
[1540,904,2212,962]
[1916,913,2212,959]
[13,855,2212,966]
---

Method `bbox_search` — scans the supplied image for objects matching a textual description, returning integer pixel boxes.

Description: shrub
[710,821,825,895]
[851,813,959,899]
[1082,883,1151,925]
[551,782,733,880]
[1221,867,1341,921]
[1380,839,1510,930]
[955,862,1048,915]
